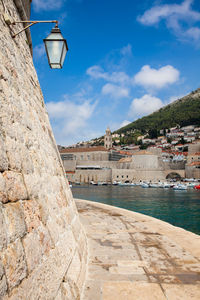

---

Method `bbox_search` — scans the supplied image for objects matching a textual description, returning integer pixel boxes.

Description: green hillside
[116,88,200,134]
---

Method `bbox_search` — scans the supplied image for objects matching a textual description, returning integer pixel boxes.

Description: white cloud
[32,0,65,11]
[137,0,200,45]
[134,65,180,89]
[86,65,130,84]
[129,94,163,118]
[33,44,45,59]
[46,97,97,145]
[101,83,129,99]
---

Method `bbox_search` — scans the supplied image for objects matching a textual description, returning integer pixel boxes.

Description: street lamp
[3,15,68,69]
[43,24,68,69]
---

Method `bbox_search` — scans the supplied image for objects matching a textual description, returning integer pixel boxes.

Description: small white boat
[149,183,159,188]
[141,183,149,188]
[173,184,187,190]
[112,181,119,185]
[90,181,98,185]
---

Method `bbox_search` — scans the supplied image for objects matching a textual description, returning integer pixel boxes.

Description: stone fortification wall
[131,155,162,170]
[68,169,112,183]
[188,143,200,154]
[112,169,166,182]
[0,1,87,299]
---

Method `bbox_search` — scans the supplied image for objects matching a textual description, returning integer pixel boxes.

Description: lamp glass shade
[44,27,68,69]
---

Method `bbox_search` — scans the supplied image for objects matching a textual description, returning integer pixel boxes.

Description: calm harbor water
[72,185,200,235]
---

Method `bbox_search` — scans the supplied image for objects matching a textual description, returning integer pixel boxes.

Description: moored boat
[141,183,149,188]
[194,184,200,190]
[173,184,187,190]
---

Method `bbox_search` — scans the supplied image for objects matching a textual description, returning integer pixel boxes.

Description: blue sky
[31,0,200,146]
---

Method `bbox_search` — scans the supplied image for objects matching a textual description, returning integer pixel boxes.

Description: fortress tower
[104,127,112,149]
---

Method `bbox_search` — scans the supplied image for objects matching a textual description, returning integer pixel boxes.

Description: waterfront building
[185,143,200,178]
[60,130,185,183]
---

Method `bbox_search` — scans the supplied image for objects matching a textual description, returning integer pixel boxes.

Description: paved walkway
[75,199,200,300]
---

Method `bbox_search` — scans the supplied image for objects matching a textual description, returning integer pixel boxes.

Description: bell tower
[104,127,112,149]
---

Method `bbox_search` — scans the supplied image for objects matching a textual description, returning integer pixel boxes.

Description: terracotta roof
[60,146,108,153]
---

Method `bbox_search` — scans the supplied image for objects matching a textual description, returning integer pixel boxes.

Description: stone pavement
[75,199,200,300]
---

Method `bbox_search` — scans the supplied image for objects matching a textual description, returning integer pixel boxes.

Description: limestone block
[2,239,27,291]
[22,230,43,273]
[3,202,26,243]
[21,199,41,232]
[5,136,22,171]
[3,171,28,202]
[0,205,7,250]
[23,173,41,200]
[8,234,77,300]
[0,173,7,203]
[21,153,34,175]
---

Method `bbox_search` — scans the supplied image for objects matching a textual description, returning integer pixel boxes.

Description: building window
[81,155,83,160]
[127,175,128,178]
[122,175,124,178]
[87,155,90,159]
[117,175,119,178]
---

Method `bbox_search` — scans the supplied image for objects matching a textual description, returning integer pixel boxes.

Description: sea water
[72,185,200,235]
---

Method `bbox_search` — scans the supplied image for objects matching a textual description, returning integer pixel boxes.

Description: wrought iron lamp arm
[4,16,58,38]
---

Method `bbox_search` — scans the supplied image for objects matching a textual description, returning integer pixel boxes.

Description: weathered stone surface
[0,136,8,171]
[3,202,26,243]
[8,234,77,300]
[0,275,8,298]
[0,205,7,250]
[0,173,7,203]
[162,284,200,300]
[3,171,28,202]
[22,224,53,273]
[65,250,81,283]
[76,199,200,300]
[102,282,166,300]
[0,1,87,298]
[2,239,27,291]
[5,137,22,172]
[21,199,41,232]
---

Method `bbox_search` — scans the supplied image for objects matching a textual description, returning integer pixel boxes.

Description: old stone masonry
[0,1,87,299]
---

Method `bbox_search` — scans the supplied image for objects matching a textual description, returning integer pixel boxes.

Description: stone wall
[0,1,87,299]
[67,169,112,183]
